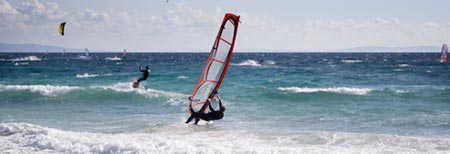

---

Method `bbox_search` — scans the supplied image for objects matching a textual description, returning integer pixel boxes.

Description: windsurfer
[137,66,150,83]
[185,93,226,125]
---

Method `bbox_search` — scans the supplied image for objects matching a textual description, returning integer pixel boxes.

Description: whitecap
[10,56,42,62]
[1,123,449,154]
[76,73,99,78]
[0,84,80,97]
[394,89,410,94]
[278,87,372,95]
[14,62,29,66]
[90,82,188,105]
[398,64,410,67]
[105,56,122,61]
[232,60,262,67]
[177,76,188,79]
[341,59,362,63]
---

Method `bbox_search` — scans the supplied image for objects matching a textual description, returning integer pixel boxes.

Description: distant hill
[0,42,92,53]
[331,46,441,52]
[0,42,442,53]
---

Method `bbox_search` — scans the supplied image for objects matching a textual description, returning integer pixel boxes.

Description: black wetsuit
[137,66,149,83]
[186,99,223,124]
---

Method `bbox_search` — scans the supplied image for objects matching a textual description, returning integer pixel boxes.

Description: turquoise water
[1,52,450,153]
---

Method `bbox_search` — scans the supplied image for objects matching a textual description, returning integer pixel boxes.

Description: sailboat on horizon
[78,48,92,60]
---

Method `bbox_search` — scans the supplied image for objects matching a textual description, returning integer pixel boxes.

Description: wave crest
[90,82,188,105]
[0,84,80,97]
[278,87,372,95]
[0,83,187,104]
[105,57,122,61]
[177,76,189,79]
[1,123,449,153]
[76,73,99,78]
[232,60,262,67]
[341,59,362,63]
[0,123,141,153]
[0,56,42,62]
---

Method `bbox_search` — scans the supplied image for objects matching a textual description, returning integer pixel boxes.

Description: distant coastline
[0,42,441,53]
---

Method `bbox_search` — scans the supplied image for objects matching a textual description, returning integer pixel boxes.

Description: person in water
[185,93,225,125]
[137,66,150,83]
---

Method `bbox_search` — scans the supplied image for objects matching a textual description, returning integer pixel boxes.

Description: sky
[1,0,450,52]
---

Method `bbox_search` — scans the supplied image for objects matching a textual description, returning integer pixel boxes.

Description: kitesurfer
[185,93,225,125]
[137,65,150,83]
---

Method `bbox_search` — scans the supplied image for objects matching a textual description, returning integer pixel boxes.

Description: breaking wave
[233,60,262,67]
[0,56,42,62]
[105,57,122,61]
[278,87,372,95]
[341,59,363,63]
[0,84,80,97]
[1,123,449,154]
[177,76,189,79]
[0,83,188,105]
[232,59,276,67]
[76,73,99,78]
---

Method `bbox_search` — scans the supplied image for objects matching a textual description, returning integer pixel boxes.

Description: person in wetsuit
[137,66,150,83]
[185,93,225,125]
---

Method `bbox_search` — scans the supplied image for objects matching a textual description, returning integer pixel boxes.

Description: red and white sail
[441,43,448,63]
[188,13,240,114]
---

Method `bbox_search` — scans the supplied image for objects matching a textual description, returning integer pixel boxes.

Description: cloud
[0,0,65,33]
[15,0,65,24]
[232,16,450,51]
[286,18,450,50]
[0,0,224,51]
[0,0,18,14]
[1,0,449,51]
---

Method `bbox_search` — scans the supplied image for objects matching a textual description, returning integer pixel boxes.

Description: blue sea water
[0,52,449,153]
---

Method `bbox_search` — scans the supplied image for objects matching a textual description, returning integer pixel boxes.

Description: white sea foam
[91,82,188,105]
[278,87,372,95]
[398,64,410,67]
[0,84,79,97]
[105,56,122,61]
[177,76,189,79]
[341,59,362,63]
[14,62,29,66]
[394,89,410,94]
[232,59,277,67]
[233,60,262,67]
[76,73,99,78]
[9,56,42,62]
[1,123,449,154]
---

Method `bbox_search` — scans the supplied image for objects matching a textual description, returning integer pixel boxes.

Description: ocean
[0,52,449,153]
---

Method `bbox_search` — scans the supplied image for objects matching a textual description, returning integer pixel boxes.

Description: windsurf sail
[441,43,448,63]
[59,22,66,36]
[123,49,127,59]
[188,13,240,114]
[85,48,90,56]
